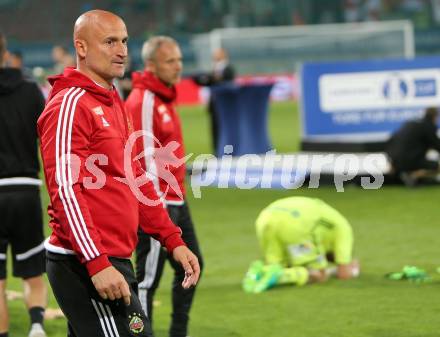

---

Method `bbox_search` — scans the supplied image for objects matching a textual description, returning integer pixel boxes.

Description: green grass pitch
[5,101,440,337]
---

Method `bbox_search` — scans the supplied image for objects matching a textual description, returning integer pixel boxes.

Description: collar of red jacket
[131,70,176,103]
[47,67,117,106]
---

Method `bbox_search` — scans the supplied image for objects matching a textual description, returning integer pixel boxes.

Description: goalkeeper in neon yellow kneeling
[243,197,360,293]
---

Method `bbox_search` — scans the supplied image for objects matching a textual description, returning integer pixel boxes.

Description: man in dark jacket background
[0,32,47,337]
[192,48,235,153]
[386,106,440,186]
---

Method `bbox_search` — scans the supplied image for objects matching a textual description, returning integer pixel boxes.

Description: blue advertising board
[301,56,440,142]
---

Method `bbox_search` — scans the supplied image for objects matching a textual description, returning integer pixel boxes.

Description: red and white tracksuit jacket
[38,67,184,276]
[125,71,186,206]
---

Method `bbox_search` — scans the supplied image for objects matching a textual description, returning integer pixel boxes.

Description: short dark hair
[424,107,438,122]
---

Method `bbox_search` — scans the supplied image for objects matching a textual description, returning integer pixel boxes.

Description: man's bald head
[74,9,125,41]
[72,9,128,88]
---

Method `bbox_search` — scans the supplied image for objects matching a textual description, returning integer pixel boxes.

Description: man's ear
[74,39,87,59]
[146,59,156,74]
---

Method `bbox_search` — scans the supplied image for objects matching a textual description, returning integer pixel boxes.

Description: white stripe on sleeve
[141,90,162,196]
[56,87,99,261]
[65,89,100,257]
[55,87,92,260]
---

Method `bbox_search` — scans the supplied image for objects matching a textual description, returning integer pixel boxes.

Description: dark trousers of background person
[0,185,46,279]
[208,98,218,155]
[136,201,203,337]
[47,252,154,337]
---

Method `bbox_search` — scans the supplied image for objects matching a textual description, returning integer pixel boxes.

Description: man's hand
[172,246,200,289]
[91,266,131,305]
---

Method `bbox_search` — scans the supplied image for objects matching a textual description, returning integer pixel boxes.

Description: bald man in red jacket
[38,11,199,337]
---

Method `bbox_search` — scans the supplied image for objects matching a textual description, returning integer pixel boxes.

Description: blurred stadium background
[3,0,440,71]
[3,1,440,337]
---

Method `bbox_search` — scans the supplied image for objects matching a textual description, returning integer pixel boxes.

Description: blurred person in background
[114,54,134,99]
[126,36,204,337]
[386,106,440,186]
[5,49,22,69]
[243,197,359,294]
[6,49,35,80]
[0,32,48,337]
[209,48,235,85]
[38,10,199,337]
[192,47,235,153]
[51,45,75,74]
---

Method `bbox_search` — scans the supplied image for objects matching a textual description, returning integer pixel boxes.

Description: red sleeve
[125,89,146,170]
[126,89,185,252]
[135,161,186,252]
[39,89,111,275]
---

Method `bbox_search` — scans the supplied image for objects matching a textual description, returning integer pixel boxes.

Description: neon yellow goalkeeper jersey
[255,197,353,269]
